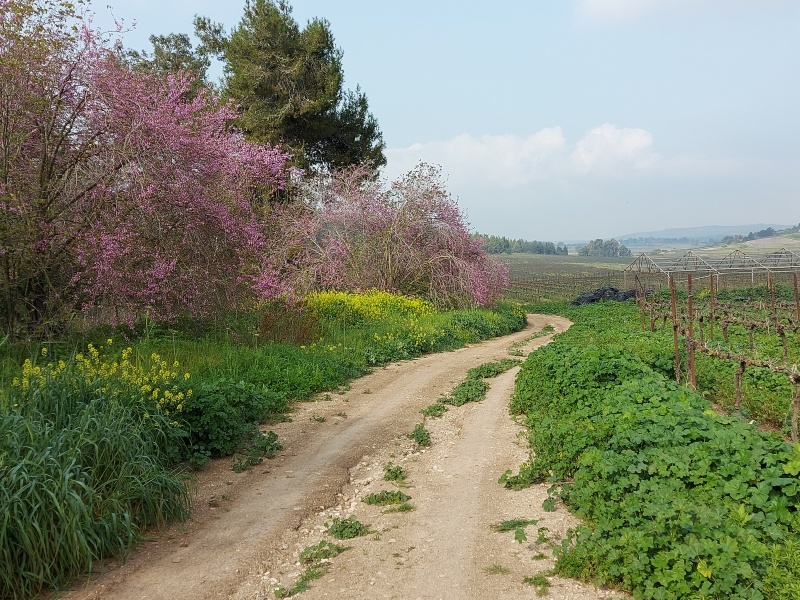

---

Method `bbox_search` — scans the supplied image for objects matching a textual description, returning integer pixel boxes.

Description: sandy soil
[58,315,628,600]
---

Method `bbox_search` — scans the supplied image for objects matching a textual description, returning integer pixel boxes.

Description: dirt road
[61,315,626,600]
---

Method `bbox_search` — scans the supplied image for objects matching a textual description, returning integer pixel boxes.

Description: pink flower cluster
[1,0,293,329]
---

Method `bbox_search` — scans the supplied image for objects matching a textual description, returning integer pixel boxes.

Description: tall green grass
[133,299,526,402]
[1,386,189,599]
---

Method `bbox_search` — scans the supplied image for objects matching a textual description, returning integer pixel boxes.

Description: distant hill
[618,224,794,243]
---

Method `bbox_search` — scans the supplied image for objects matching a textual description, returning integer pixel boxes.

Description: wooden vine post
[734,361,746,412]
[649,301,656,332]
[768,272,778,330]
[792,375,800,444]
[639,290,646,331]
[709,273,716,342]
[687,273,696,389]
[670,274,681,384]
[794,272,800,324]
[779,325,789,363]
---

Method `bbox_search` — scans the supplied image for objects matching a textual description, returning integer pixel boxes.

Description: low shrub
[179,378,286,458]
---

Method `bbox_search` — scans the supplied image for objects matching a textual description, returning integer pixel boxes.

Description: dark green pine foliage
[196,0,385,172]
[125,33,211,99]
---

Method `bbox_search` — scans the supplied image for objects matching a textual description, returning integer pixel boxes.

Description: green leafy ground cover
[531,298,797,430]
[0,293,525,599]
[510,301,800,599]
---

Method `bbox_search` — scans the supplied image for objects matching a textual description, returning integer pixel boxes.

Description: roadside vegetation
[509,299,800,599]
[0,293,524,599]
[8,1,799,598]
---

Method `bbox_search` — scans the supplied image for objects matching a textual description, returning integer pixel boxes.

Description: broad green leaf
[697,560,713,579]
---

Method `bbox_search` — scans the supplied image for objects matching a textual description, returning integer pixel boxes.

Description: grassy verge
[509,300,800,599]
[1,362,190,600]
[0,292,525,599]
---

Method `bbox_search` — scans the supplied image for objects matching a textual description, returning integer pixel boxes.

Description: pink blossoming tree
[0,0,293,336]
[0,0,506,338]
[307,164,509,307]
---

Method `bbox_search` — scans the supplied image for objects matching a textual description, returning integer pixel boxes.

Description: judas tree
[0,0,294,337]
[308,164,509,307]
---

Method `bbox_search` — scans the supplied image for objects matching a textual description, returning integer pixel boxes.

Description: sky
[88,0,800,242]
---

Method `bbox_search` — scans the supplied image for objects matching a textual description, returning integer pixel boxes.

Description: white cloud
[385,124,666,185]
[383,126,784,240]
[577,0,670,21]
[571,124,660,174]
[385,128,566,187]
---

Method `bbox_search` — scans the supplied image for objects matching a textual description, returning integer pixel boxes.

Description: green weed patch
[438,357,520,410]
[420,402,448,418]
[523,574,551,596]
[299,540,348,564]
[491,518,539,533]
[440,379,488,407]
[408,424,432,447]
[383,502,414,513]
[327,517,369,540]
[466,358,521,379]
[275,541,349,598]
[382,462,406,483]
[491,518,539,545]
[510,301,800,599]
[363,490,411,506]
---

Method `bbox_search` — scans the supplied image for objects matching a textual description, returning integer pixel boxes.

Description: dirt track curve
[59,314,628,600]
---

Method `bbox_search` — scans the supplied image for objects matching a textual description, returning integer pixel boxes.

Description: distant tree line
[577,239,632,258]
[721,227,780,244]
[476,235,568,255]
